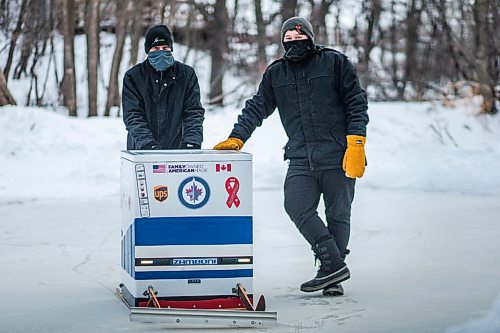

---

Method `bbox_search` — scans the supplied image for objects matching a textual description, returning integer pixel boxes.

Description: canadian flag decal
[216,163,232,172]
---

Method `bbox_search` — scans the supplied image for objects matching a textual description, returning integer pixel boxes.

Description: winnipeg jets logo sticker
[178,177,210,209]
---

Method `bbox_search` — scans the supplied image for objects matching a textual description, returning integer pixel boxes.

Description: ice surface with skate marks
[1,189,500,332]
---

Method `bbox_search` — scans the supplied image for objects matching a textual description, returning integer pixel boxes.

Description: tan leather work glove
[213,137,244,151]
[342,135,366,178]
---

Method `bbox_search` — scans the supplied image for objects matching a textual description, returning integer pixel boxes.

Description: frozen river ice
[1,188,499,333]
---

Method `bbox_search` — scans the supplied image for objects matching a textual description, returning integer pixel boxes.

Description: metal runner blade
[130,307,277,328]
[115,287,277,328]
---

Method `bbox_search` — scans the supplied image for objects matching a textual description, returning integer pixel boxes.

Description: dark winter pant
[284,167,356,260]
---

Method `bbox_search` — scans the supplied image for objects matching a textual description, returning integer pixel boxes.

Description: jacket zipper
[302,71,313,170]
[157,71,163,140]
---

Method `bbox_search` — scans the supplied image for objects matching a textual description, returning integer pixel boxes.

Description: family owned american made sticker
[168,164,207,173]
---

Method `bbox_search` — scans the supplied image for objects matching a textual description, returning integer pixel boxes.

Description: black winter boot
[323,283,344,296]
[300,238,350,292]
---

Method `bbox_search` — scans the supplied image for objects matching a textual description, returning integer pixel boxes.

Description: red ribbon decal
[225,177,240,208]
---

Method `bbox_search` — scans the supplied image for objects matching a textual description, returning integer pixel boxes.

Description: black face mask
[283,40,313,63]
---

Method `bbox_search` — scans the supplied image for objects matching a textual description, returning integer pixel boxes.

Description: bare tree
[231,0,239,31]
[13,30,32,79]
[254,0,267,70]
[1,0,498,110]
[0,69,16,105]
[309,0,334,45]
[207,0,228,105]
[158,0,168,23]
[277,0,298,55]
[0,0,9,26]
[281,0,298,22]
[129,0,145,67]
[385,0,403,99]
[61,0,77,116]
[166,0,181,24]
[149,0,167,24]
[357,0,382,88]
[432,0,471,82]
[85,0,99,117]
[3,0,28,81]
[404,0,423,100]
[104,0,128,117]
[333,0,343,46]
[473,0,496,114]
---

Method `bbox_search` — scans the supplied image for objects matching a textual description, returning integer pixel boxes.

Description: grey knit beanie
[281,17,315,44]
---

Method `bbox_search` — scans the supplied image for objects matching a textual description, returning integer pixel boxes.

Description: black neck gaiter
[283,40,314,63]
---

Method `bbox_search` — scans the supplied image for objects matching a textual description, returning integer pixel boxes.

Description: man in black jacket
[122,25,204,150]
[214,17,368,296]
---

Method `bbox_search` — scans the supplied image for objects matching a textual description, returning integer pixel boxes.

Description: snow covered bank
[1,98,499,202]
[364,98,500,194]
[0,107,124,202]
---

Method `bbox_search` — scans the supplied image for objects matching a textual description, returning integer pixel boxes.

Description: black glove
[181,143,201,149]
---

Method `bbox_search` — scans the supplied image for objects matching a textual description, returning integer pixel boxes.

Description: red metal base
[138,296,253,310]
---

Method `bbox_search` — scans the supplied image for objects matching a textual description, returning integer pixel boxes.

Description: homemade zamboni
[117,150,277,328]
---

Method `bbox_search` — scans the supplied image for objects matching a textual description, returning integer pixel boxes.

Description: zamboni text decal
[173,258,217,265]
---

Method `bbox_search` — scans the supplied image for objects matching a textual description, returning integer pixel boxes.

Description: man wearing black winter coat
[214,17,369,296]
[122,25,204,150]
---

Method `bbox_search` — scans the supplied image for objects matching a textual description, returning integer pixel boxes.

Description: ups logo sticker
[154,186,169,202]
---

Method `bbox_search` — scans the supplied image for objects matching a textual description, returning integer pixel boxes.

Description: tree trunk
[231,0,239,32]
[208,0,227,105]
[104,0,128,117]
[13,28,32,79]
[61,0,77,117]
[333,0,342,46]
[86,0,99,117]
[3,0,28,81]
[129,0,145,67]
[357,0,382,88]
[473,0,496,114]
[159,0,167,24]
[310,0,333,46]
[390,0,404,99]
[167,1,180,27]
[0,70,16,106]
[434,0,465,82]
[277,0,297,55]
[281,0,297,21]
[404,0,423,100]
[254,0,267,70]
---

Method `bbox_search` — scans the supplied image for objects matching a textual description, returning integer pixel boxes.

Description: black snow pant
[284,166,356,260]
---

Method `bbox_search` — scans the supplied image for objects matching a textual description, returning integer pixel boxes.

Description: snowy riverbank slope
[1,97,499,203]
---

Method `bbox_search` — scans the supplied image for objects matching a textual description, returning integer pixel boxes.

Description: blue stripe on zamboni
[134,216,252,246]
[134,269,253,280]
